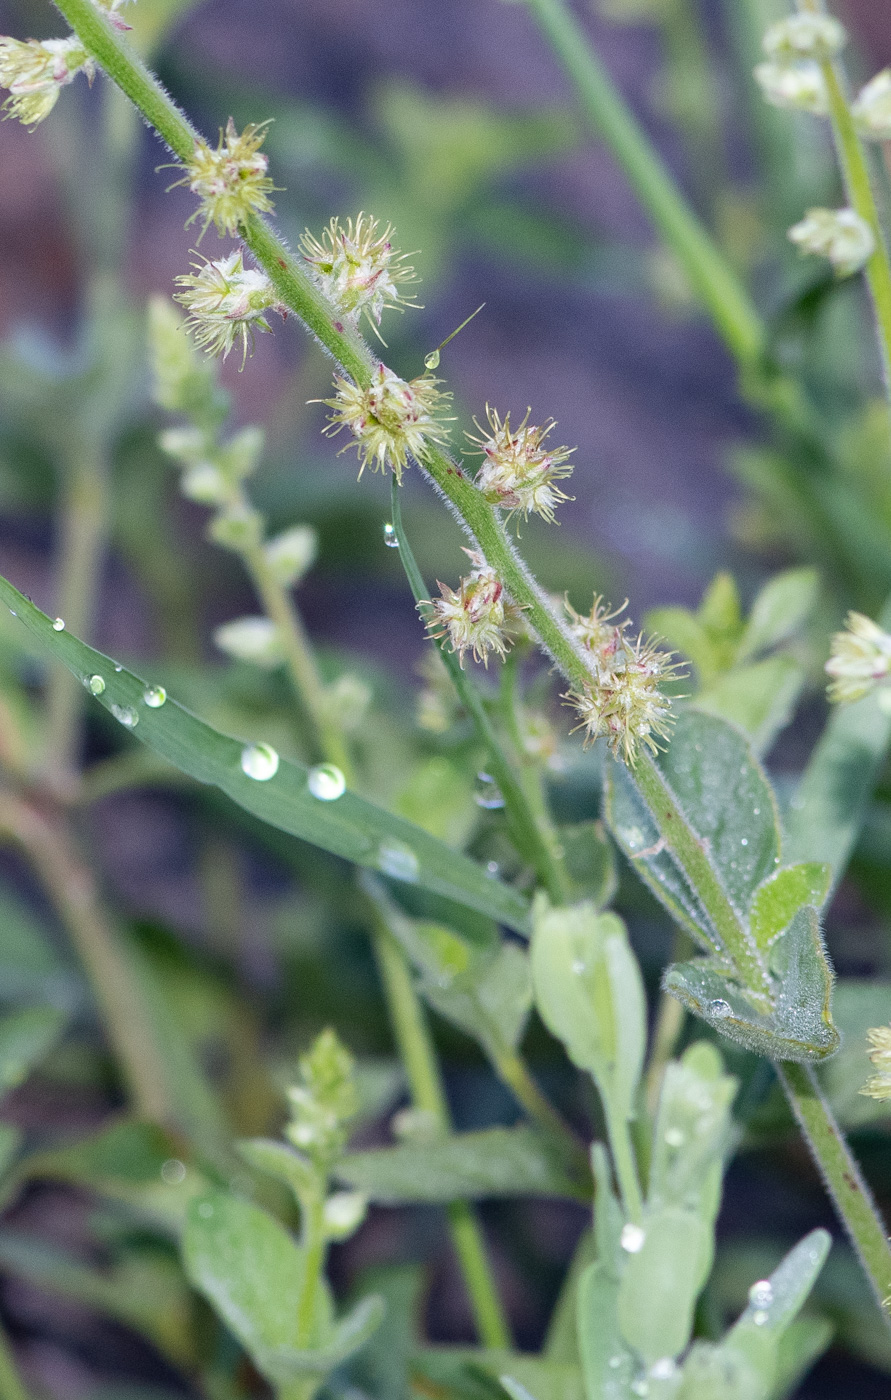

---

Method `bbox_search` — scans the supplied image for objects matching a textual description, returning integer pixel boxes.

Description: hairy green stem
[0,791,172,1122]
[371,916,512,1349]
[777,1062,891,1320]
[389,476,567,900]
[295,1187,327,1351]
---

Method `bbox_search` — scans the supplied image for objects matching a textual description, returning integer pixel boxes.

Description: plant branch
[777,1062,891,1321]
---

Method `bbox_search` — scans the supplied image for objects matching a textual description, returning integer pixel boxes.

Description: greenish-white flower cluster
[174,250,279,364]
[321,364,452,483]
[469,406,575,525]
[425,550,525,668]
[753,14,846,116]
[0,35,93,128]
[170,119,276,237]
[861,1025,891,1101]
[825,611,891,703]
[300,213,420,337]
[788,207,875,278]
[853,69,891,141]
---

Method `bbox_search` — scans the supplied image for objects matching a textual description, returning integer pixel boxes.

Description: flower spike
[424,554,524,668]
[468,407,575,525]
[168,119,277,238]
[319,364,452,483]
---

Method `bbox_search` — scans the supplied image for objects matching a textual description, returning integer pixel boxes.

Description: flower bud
[861,1025,891,1101]
[788,207,875,277]
[762,14,846,63]
[320,365,452,483]
[0,35,93,128]
[753,61,828,115]
[180,462,228,505]
[852,68,891,141]
[301,213,420,335]
[174,251,277,364]
[326,673,372,731]
[284,1029,358,1169]
[213,616,283,668]
[825,611,891,703]
[426,556,523,668]
[92,0,134,30]
[263,525,318,587]
[207,504,263,552]
[322,1190,368,1240]
[468,407,575,525]
[170,119,276,237]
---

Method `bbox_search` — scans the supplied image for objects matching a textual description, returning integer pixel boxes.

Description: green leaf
[617,1207,711,1364]
[750,864,832,952]
[783,684,891,890]
[0,573,529,936]
[605,709,781,952]
[736,568,819,662]
[645,607,715,681]
[559,821,617,908]
[577,1261,634,1399]
[499,1379,539,1400]
[0,885,80,1009]
[183,1191,338,1382]
[648,1043,737,1218]
[773,1316,834,1399]
[337,1126,588,1203]
[678,1340,762,1399]
[726,1229,831,1388]
[237,1138,317,1201]
[664,908,839,1062]
[0,1007,67,1096]
[530,900,645,1123]
[420,943,532,1062]
[413,1350,584,1400]
[695,656,804,756]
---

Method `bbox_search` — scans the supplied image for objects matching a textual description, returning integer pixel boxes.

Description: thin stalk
[644,928,692,1115]
[493,1043,585,1161]
[240,537,353,778]
[388,477,567,901]
[0,790,172,1121]
[522,0,765,367]
[295,1188,327,1348]
[604,1100,644,1225]
[371,915,512,1349]
[0,1320,33,1400]
[45,436,108,785]
[777,1062,891,1317]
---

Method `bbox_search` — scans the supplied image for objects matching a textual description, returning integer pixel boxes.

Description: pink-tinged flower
[425,553,524,667]
[0,36,93,128]
[320,364,452,483]
[300,213,420,338]
[826,611,891,703]
[174,249,279,364]
[468,406,574,525]
[169,119,276,237]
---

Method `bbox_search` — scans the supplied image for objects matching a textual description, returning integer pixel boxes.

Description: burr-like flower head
[468,407,575,525]
[565,595,630,661]
[853,68,891,141]
[300,213,420,335]
[825,611,891,703]
[321,364,452,483]
[761,14,846,63]
[425,552,524,668]
[788,207,875,278]
[861,1025,891,1101]
[174,250,278,364]
[0,35,93,128]
[171,119,276,237]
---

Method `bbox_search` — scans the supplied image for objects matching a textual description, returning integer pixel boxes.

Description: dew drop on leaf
[52,617,65,631]
[86,674,105,695]
[307,763,346,800]
[707,998,732,1018]
[110,704,138,728]
[620,1223,646,1253]
[143,685,167,708]
[240,742,279,781]
[383,522,399,548]
[378,839,419,883]
[748,1279,773,1310]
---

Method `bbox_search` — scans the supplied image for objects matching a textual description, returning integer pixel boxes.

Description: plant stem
[604,1100,644,1225]
[388,477,567,901]
[240,537,353,779]
[522,0,764,368]
[0,790,172,1122]
[371,915,512,1349]
[644,928,692,1115]
[777,1062,891,1320]
[0,1319,33,1400]
[295,1187,327,1349]
[493,1044,586,1166]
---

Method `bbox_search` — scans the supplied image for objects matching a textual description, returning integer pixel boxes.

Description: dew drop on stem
[240,742,279,780]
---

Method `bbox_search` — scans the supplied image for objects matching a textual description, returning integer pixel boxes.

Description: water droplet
[740,837,748,846]
[307,763,346,801]
[608,1357,623,1370]
[197,1201,214,1218]
[631,1380,649,1396]
[161,1158,186,1185]
[378,840,420,883]
[748,1279,773,1310]
[110,704,138,728]
[114,664,123,673]
[240,742,279,781]
[8,610,15,617]
[707,998,732,1019]
[486,860,500,877]
[752,1309,769,1327]
[143,685,167,708]
[383,522,399,548]
[572,959,586,975]
[621,825,645,851]
[753,807,760,816]
[86,674,105,695]
[620,1223,646,1254]
[424,349,440,370]
[664,1127,685,1148]
[52,617,65,631]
